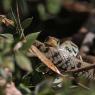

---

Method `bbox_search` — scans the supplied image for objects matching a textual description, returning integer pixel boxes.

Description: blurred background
[0,0,95,43]
[1,0,95,95]
[1,0,95,54]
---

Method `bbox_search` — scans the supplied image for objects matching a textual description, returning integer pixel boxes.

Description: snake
[33,40,95,80]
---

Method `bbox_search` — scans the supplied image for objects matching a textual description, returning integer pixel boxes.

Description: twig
[70,83,90,91]
[82,55,95,64]
[77,83,90,91]
[66,58,95,73]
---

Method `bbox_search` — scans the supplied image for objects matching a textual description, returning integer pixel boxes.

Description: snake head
[58,41,79,58]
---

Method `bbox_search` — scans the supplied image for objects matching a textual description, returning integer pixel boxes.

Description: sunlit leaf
[0,34,14,54]
[0,33,14,43]
[15,52,32,72]
[22,32,40,51]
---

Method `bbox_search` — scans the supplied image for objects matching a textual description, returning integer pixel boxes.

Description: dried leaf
[30,45,62,75]
[3,18,14,26]
[45,36,59,47]
[0,15,14,26]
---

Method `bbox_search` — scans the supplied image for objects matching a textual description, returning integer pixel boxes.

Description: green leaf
[37,4,47,20]
[0,34,14,54]
[3,56,15,72]
[0,37,5,50]
[3,0,12,11]
[22,32,40,51]
[0,33,13,38]
[0,33,14,44]
[15,52,32,72]
[21,18,33,29]
[19,83,31,94]
[47,0,61,15]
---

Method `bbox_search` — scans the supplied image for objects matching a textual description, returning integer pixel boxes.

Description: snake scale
[33,40,95,80]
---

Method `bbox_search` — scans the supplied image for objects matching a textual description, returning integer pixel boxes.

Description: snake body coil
[33,40,95,80]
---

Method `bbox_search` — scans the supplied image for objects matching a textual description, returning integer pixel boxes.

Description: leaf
[0,15,14,26]
[3,0,12,11]
[21,18,33,29]
[0,37,5,50]
[0,34,14,54]
[15,52,32,72]
[45,36,59,47]
[47,0,61,15]
[0,33,14,44]
[37,4,47,20]
[19,83,31,94]
[4,18,14,26]
[22,32,40,51]
[3,57,15,72]
[29,45,62,75]
[0,33,13,39]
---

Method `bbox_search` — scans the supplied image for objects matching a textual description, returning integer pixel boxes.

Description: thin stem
[16,1,25,39]
[66,58,95,73]
[11,8,20,34]
[77,83,90,91]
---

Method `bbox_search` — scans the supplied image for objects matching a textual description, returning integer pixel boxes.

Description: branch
[66,58,95,73]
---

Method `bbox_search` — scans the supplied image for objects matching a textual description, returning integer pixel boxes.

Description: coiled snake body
[33,40,95,80]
